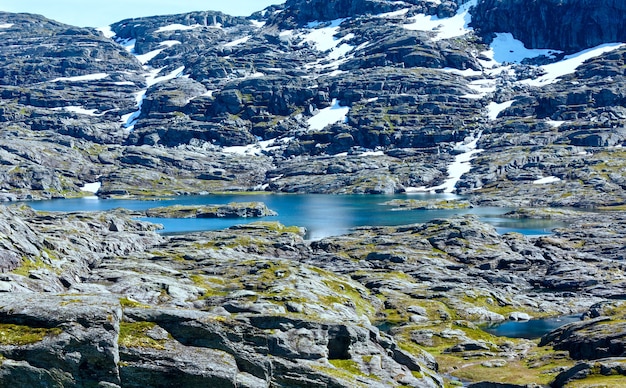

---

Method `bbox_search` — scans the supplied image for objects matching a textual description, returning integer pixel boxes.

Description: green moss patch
[119,297,151,309]
[566,374,626,387]
[118,321,168,350]
[0,323,62,346]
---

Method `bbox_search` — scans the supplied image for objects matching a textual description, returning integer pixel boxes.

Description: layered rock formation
[1,1,626,204]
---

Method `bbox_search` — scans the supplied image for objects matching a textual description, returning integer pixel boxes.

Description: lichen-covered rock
[144,202,278,218]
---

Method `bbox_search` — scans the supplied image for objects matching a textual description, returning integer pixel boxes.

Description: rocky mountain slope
[0,0,624,205]
[1,0,626,386]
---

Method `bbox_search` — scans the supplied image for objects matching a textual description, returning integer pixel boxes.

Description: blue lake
[481,315,581,339]
[27,193,559,239]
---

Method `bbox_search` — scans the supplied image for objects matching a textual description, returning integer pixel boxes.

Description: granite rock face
[471,0,626,53]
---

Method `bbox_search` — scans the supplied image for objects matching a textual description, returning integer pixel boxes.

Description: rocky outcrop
[0,294,122,387]
[144,202,278,218]
[471,0,626,53]
[268,0,464,28]
[1,0,626,204]
[1,203,626,385]
[0,206,449,387]
[551,358,626,387]
[540,317,626,360]
[3,0,626,385]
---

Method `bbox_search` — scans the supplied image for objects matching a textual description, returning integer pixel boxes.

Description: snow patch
[547,120,565,128]
[224,36,250,47]
[0,23,14,29]
[360,150,385,157]
[223,137,293,156]
[408,132,483,193]
[80,182,101,193]
[160,40,181,47]
[486,33,561,64]
[135,48,165,65]
[122,66,186,130]
[300,19,347,52]
[146,65,185,87]
[375,8,410,19]
[298,21,356,71]
[439,67,483,77]
[96,26,115,38]
[51,73,109,82]
[465,78,497,98]
[155,24,201,33]
[53,106,102,116]
[307,99,350,130]
[487,100,514,120]
[533,176,561,185]
[250,20,266,28]
[404,0,475,41]
[327,39,354,60]
[118,38,136,52]
[519,43,626,87]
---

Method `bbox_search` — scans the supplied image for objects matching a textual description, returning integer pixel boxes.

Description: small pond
[481,315,581,339]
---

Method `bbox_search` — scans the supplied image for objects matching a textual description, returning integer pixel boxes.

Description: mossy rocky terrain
[0,206,625,386]
[1,0,626,386]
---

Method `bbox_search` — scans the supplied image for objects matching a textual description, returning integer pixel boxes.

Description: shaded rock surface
[472,0,626,53]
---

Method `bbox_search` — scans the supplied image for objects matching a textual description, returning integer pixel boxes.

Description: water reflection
[26,194,560,239]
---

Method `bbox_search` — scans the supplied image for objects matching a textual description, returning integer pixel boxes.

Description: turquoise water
[27,193,559,239]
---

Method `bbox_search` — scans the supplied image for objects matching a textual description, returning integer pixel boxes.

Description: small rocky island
[143,202,278,218]
[1,0,626,386]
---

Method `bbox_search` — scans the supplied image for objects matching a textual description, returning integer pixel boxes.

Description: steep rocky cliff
[472,0,626,53]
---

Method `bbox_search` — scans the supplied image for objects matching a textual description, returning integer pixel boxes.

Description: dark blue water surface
[481,315,581,339]
[27,193,558,239]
